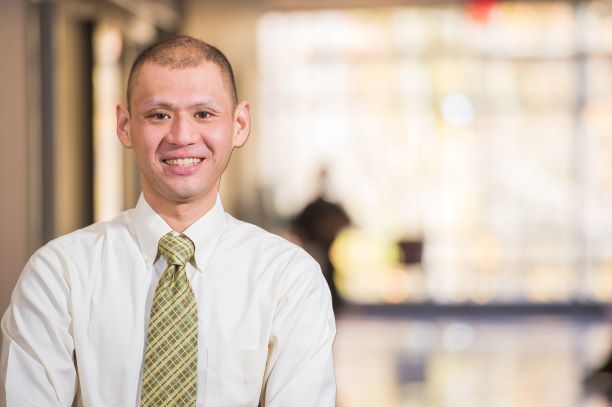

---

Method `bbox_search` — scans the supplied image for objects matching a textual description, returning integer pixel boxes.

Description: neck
[143,190,217,233]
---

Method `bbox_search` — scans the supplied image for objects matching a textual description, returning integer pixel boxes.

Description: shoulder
[224,214,314,260]
[221,214,325,286]
[25,209,136,275]
[52,210,134,247]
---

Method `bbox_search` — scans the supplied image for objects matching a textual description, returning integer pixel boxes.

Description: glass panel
[257,1,612,305]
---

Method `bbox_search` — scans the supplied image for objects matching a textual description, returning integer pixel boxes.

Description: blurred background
[3,0,612,405]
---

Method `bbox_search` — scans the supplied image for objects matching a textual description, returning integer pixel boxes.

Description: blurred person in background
[585,345,612,399]
[0,36,335,406]
[292,169,351,313]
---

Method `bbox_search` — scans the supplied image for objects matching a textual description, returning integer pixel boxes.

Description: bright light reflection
[93,24,124,222]
[441,92,475,126]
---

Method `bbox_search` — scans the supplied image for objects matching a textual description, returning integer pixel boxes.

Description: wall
[0,0,32,315]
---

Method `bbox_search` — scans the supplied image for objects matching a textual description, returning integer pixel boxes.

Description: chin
[146,177,214,205]
[168,185,214,203]
[169,191,204,203]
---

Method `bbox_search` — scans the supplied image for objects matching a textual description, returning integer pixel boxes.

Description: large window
[257,1,612,304]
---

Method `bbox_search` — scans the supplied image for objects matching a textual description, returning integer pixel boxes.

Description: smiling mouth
[163,157,203,166]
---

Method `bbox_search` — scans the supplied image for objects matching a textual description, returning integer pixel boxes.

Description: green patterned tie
[141,233,198,406]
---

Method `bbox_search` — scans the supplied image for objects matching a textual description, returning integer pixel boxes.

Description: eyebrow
[142,98,222,110]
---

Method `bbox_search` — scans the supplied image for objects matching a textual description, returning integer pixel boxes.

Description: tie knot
[158,233,195,267]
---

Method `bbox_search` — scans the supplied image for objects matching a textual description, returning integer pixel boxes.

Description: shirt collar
[131,194,227,272]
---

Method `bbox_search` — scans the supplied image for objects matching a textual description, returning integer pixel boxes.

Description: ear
[116,104,132,148]
[232,101,251,148]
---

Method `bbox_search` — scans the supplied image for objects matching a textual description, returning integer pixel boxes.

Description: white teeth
[164,157,203,166]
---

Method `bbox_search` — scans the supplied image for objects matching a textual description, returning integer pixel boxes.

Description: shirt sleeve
[0,245,77,406]
[261,254,336,407]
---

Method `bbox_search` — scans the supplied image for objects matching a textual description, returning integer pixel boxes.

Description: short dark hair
[126,35,238,107]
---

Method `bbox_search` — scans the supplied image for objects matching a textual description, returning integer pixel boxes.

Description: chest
[70,258,276,406]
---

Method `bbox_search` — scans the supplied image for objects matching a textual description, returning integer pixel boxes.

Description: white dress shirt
[0,195,336,406]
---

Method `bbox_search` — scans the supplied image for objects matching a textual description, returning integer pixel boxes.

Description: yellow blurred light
[378,266,411,304]
[524,266,573,303]
[470,284,497,305]
[590,266,612,302]
[330,227,404,303]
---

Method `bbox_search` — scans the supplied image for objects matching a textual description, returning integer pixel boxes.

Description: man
[0,36,336,406]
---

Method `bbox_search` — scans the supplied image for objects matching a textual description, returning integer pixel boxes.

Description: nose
[166,113,198,146]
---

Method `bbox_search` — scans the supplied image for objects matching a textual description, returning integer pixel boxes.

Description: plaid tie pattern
[141,233,198,406]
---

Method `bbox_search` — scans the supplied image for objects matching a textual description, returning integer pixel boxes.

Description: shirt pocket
[205,346,268,407]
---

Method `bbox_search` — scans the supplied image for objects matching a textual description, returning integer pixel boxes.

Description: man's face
[116,61,250,210]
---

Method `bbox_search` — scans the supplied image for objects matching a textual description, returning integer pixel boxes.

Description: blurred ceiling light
[465,0,496,24]
[441,92,475,126]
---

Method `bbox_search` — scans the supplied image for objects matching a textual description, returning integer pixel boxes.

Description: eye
[149,112,170,120]
[195,111,211,119]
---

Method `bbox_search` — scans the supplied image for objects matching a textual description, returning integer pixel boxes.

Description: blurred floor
[334,308,612,407]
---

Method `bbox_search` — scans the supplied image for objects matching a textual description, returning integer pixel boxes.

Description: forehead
[131,61,231,104]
